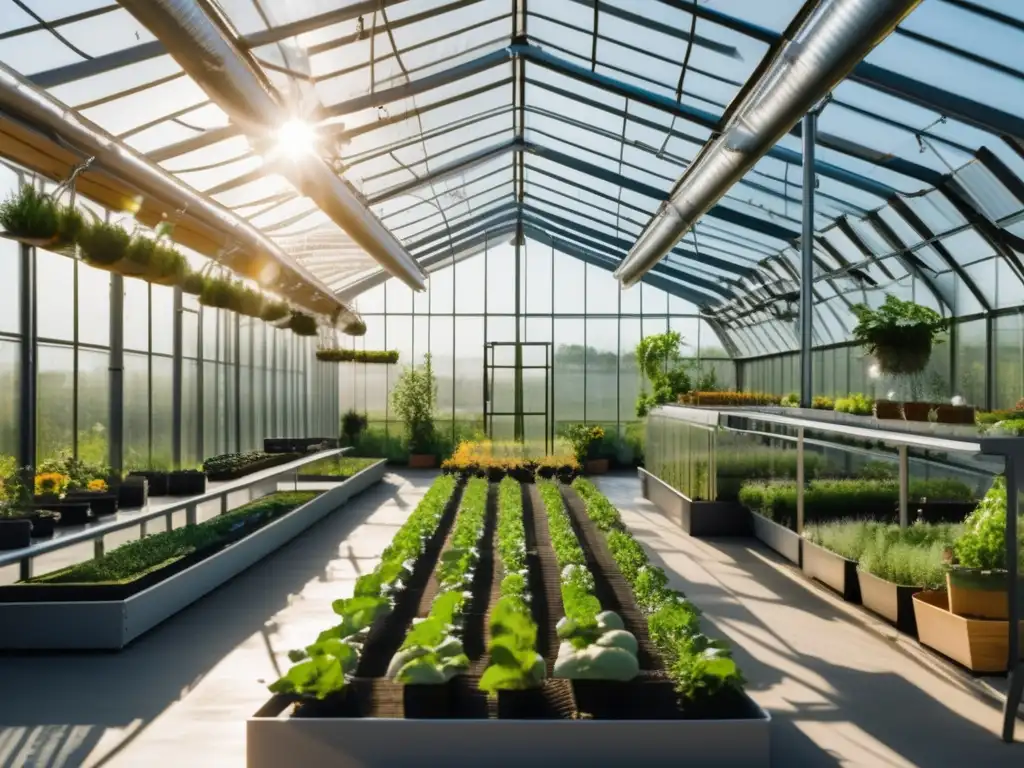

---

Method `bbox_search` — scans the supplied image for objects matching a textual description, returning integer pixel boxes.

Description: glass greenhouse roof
[2,0,1024,355]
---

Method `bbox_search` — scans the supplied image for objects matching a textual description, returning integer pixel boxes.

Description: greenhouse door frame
[482,341,553,452]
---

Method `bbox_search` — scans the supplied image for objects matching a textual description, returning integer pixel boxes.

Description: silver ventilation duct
[119,0,427,292]
[0,61,360,326]
[614,0,922,288]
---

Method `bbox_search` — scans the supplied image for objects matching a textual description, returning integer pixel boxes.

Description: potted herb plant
[946,478,1024,620]
[341,409,368,446]
[565,424,608,474]
[390,353,438,469]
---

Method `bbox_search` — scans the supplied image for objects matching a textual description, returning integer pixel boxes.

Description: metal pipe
[108,273,125,475]
[614,0,922,287]
[18,239,36,473]
[0,63,358,325]
[118,0,426,293]
[800,111,816,408]
[898,444,909,528]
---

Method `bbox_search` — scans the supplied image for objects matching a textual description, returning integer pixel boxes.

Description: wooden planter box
[873,400,902,420]
[0,460,388,650]
[857,569,921,635]
[946,570,1024,621]
[640,468,750,537]
[246,693,771,768]
[408,454,437,469]
[585,458,609,475]
[801,540,861,603]
[750,513,801,565]
[913,590,1024,673]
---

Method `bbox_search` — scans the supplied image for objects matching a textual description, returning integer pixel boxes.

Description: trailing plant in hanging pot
[148,244,188,286]
[199,276,239,309]
[287,311,318,336]
[343,318,367,336]
[236,286,265,318]
[851,294,947,377]
[121,234,160,277]
[78,220,131,271]
[180,269,208,296]
[391,353,438,467]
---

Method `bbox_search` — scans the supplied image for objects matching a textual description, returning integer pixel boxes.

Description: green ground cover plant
[537,480,601,630]
[27,491,319,585]
[572,478,744,700]
[298,456,379,478]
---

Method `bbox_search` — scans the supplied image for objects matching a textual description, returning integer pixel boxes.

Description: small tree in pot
[390,353,438,468]
[341,409,368,446]
[565,424,607,474]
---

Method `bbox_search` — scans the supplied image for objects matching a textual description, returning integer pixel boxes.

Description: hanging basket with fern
[78,220,132,272]
[199,276,240,310]
[851,294,948,376]
[180,270,207,295]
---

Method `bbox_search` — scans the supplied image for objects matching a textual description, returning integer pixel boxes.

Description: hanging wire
[655,0,699,160]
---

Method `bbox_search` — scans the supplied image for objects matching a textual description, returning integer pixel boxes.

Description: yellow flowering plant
[35,472,69,497]
[87,478,108,492]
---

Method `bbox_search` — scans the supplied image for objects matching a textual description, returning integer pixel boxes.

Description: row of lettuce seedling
[270,474,459,699]
[384,477,490,683]
[571,478,744,699]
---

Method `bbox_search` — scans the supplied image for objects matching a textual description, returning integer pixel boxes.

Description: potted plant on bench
[946,478,1024,620]
[565,424,608,474]
[44,453,119,518]
[391,353,438,469]
[0,462,58,545]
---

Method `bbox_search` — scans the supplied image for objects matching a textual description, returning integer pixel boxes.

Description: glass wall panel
[0,340,19,455]
[152,356,174,467]
[77,349,109,466]
[37,345,73,461]
[37,250,75,342]
[124,352,149,470]
[0,237,19,335]
[955,318,987,406]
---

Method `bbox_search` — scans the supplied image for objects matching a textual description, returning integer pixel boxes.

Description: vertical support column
[898,444,909,528]
[196,306,205,462]
[18,241,37,472]
[799,111,816,409]
[795,427,805,536]
[108,273,125,474]
[234,314,242,449]
[1004,454,1022,743]
[985,315,996,413]
[171,286,183,468]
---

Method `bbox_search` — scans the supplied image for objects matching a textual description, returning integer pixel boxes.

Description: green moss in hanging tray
[260,300,289,323]
[287,311,318,336]
[343,318,367,336]
[180,270,207,295]
[78,220,131,270]
[54,206,85,250]
[851,294,948,376]
[0,185,60,245]
[315,348,399,364]
[148,244,187,286]
[199,276,237,309]
[121,235,160,277]
[236,286,265,318]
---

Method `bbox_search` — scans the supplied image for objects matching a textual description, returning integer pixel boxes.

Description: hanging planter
[287,311,318,336]
[78,220,132,272]
[199,275,240,310]
[148,244,188,286]
[260,300,290,323]
[315,349,399,364]
[236,286,265,318]
[0,185,87,251]
[851,294,947,377]
[343,318,367,336]
[180,270,208,295]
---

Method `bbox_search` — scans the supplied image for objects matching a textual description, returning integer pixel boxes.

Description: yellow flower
[35,472,69,496]
[87,478,108,492]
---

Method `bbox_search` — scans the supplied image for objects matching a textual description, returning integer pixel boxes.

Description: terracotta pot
[408,454,437,469]
[585,458,609,475]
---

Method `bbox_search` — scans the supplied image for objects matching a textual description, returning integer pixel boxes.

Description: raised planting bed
[801,539,861,603]
[857,569,921,636]
[128,470,169,496]
[751,512,801,565]
[64,490,118,517]
[297,456,382,483]
[0,459,387,650]
[251,474,768,767]
[203,451,301,482]
[913,590,1024,673]
[167,470,207,496]
[639,467,751,537]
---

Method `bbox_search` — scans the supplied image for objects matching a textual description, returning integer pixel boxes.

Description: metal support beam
[1004,454,1022,743]
[18,240,36,472]
[108,273,125,474]
[796,428,805,536]
[172,286,183,468]
[799,112,816,409]
[898,445,909,528]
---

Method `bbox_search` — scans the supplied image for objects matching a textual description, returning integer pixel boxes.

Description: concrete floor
[0,471,1021,767]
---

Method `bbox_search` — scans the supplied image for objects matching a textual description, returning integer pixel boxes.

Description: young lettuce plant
[388,478,489,684]
[572,478,744,699]
[537,480,640,682]
[269,475,458,699]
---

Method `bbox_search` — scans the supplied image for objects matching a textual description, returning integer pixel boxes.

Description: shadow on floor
[597,474,1024,767]
[0,475,422,768]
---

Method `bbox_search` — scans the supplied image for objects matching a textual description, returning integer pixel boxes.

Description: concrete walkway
[0,471,438,768]
[596,473,1024,767]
